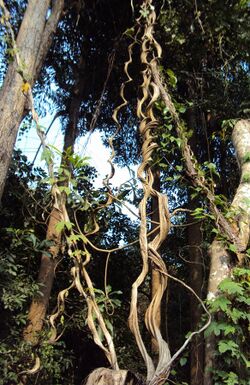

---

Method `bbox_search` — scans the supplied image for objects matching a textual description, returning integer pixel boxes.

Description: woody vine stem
[1,0,213,383]
[123,2,210,384]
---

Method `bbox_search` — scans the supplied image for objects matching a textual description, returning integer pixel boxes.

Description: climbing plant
[0,1,249,385]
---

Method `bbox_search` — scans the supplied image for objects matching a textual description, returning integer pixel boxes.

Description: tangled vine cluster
[0,0,214,383]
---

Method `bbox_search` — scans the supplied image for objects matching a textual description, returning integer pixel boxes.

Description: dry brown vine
[48,1,212,384]
[47,8,144,374]
[126,2,171,384]
[3,0,212,382]
[150,61,244,256]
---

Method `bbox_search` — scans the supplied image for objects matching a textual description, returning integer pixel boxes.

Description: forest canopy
[0,1,249,385]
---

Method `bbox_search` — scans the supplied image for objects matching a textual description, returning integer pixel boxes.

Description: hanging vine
[1,1,212,383]
[43,1,211,384]
[127,0,171,383]
[118,2,211,384]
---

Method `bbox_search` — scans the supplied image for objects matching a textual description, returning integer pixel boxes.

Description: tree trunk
[187,212,204,385]
[23,206,63,342]
[85,368,144,385]
[0,0,64,201]
[23,54,86,343]
[186,107,204,385]
[204,119,250,385]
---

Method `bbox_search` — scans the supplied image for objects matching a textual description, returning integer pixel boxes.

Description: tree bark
[85,368,144,385]
[0,0,64,201]
[23,54,86,343]
[186,107,205,385]
[23,206,63,342]
[204,119,250,385]
[187,213,204,385]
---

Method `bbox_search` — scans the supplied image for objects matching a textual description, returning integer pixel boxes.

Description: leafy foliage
[205,268,250,385]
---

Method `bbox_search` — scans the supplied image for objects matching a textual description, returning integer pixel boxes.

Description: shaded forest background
[0,1,249,385]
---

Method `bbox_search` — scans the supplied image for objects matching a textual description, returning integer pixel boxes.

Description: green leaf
[27,233,37,247]
[55,220,73,232]
[224,372,239,385]
[218,340,238,355]
[219,278,244,295]
[58,186,71,195]
[235,295,250,305]
[105,319,113,335]
[209,296,231,312]
[139,8,149,18]
[48,144,62,156]
[176,36,185,45]
[166,68,177,87]
[240,353,250,368]
[65,221,73,231]
[242,151,250,163]
[41,147,54,164]
[229,307,246,323]
[223,324,236,336]
[55,221,65,232]
[124,27,135,38]
[228,243,237,253]
[178,105,186,113]
[176,138,182,147]
[242,172,250,183]
[180,357,187,366]
[204,321,221,337]
[158,162,168,169]
[204,161,220,177]
[67,234,82,243]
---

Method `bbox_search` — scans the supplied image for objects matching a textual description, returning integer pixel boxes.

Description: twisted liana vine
[2,0,212,382]
[127,1,171,383]
[47,13,146,375]
[0,0,120,374]
[150,57,246,259]
[58,1,211,383]
[119,2,211,384]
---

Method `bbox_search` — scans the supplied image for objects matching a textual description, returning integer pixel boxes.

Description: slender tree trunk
[204,119,250,385]
[23,207,63,342]
[23,55,86,343]
[187,212,204,385]
[0,0,64,201]
[186,107,204,385]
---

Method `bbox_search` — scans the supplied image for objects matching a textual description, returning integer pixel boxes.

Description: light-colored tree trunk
[204,119,250,385]
[0,0,64,201]
[85,367,142,385]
